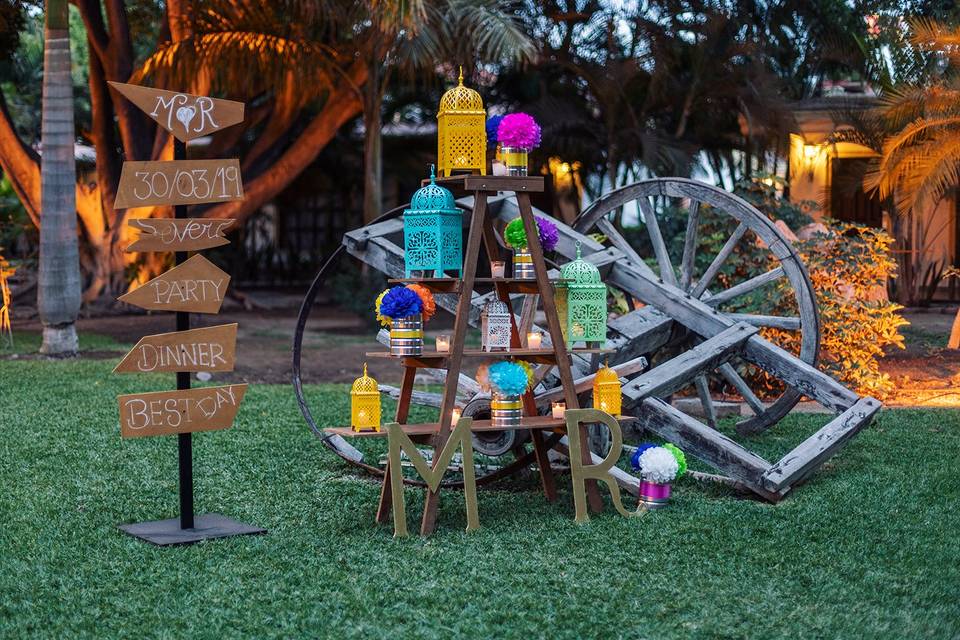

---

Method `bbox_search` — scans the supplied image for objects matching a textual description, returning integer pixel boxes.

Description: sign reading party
[117,254,230,314]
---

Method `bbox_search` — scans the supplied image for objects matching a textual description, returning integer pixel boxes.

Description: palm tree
[38,0,81,355]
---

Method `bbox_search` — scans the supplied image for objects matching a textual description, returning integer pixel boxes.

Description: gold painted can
[513,248,535,280]
[390,314,423,356]
[491,393,523,428]
[501,146,529,176]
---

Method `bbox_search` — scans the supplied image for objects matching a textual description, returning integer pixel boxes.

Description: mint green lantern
[555,243,607,347]
[403,165,463,278]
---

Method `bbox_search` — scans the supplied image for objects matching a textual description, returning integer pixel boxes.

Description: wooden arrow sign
[115,159,244,209]
[108,81,244,142]
[114,324,237,374]
[118,254,230,314]
[126,218,235,253]
[118,384,247,438]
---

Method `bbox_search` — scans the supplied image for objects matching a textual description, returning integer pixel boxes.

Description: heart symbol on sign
[176,106,197,132]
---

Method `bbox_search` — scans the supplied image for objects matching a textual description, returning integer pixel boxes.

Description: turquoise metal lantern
[403,165,463,278]
[555,243,607,347]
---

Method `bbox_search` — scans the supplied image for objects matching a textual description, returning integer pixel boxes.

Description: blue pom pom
[630,443,658,470]
[486,115,504,143]
[489,361,529,396]
[380,286,423,319]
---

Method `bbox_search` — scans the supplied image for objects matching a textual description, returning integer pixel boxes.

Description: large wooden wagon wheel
[573,178,821,434]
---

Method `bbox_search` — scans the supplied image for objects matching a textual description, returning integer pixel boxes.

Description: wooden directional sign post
[113,85,263,545]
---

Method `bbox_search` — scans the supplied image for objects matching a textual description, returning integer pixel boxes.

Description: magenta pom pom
[497,113,541,150]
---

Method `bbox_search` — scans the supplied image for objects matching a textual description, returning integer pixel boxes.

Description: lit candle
[436,335,451,353]
[451,408,462,423]
[527,332,542,349]
[551,402,566,419]
[491,261,506,278]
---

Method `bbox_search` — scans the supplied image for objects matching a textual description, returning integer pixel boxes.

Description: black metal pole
[173,138,195,530]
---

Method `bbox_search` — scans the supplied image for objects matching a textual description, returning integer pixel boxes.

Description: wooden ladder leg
[523,390,557,501]
[516,192,603,513]
[377,365,417,524]
[420,191,489,536]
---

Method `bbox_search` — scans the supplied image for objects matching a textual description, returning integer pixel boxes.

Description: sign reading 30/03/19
[115,159,244,209]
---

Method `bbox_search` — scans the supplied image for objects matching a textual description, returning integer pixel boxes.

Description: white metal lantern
[481,298,512,352]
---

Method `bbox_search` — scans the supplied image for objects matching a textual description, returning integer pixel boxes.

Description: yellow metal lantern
[593,363,622,416]
[351,363,381,432]
[437,67,486,176]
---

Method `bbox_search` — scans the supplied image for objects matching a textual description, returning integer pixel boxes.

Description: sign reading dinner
[118,254,230,314]
[114,324,237,374]
[118,384,248,438]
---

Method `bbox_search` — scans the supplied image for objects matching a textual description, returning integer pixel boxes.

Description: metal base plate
[118,513,266,546]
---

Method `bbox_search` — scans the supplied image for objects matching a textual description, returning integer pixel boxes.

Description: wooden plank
[691,222,747,298]
[761,397,880,492]
[117,254,229,314]
[420,190,489,536]
[703,267,785,306]
[117,384,247,438]
[109,81,244,142]
[633,397,773,488]
[604,259,858,412]
[718,362,766,416]
[126,218,234,253]
[115,159,243,209]
[679,200,700,290]
[727,313,801,331]
[638,196,678,286]
[742,335,858,413]
[536,355,648,405]
[605,306,674,366]
[325,416,570,439]
[114,323,237,374]
[621,323,757,402]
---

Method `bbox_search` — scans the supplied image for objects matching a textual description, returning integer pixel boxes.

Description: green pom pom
[663,443,687,478]
[504,217,528,249]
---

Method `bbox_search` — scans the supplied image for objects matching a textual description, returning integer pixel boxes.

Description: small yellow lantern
[437,67,486,176]
[593,362,622,416]
[351,363,381,432]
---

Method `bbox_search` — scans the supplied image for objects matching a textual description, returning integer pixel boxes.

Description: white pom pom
[638,447,679,484]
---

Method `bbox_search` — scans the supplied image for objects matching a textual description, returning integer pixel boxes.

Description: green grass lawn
[1,351,959,639]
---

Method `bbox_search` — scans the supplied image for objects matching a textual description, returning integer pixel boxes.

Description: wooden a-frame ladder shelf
[323,174,607,535]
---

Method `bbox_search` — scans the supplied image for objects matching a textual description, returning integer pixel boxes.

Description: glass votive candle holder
[451,408,462,423]
[551,402,566,419]
[527,332,542,349]
[436,335,451,353]
[491,261,506,278]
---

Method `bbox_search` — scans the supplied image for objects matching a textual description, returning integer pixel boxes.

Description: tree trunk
[362,67,383,224]
[38,0,82,355]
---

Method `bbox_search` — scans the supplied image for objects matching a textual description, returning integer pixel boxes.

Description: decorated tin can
[513,248,535,279]
[639,480,671,509]
[501,146,529,176]
[490,393,522,428]
[390,314,423,356]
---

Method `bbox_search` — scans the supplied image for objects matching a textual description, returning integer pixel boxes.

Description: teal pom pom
[663,443,687,478]
[489,361,529,396]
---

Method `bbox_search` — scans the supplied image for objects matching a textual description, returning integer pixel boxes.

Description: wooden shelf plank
[388,277,570,294]
[425,175,545,193]
[365,347,614,366]
[324,415,635,439]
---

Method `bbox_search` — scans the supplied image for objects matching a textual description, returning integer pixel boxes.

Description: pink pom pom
[497,113,541,150]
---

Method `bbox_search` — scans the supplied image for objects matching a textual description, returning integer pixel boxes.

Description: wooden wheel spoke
[718,362,766,416]
[679,200,700,291]
[595,217,659,280]
[693,375,717,428]
[727,313,801,331]
[691,222,747,299]
[638,197,678,286]
[704,266,785,306]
